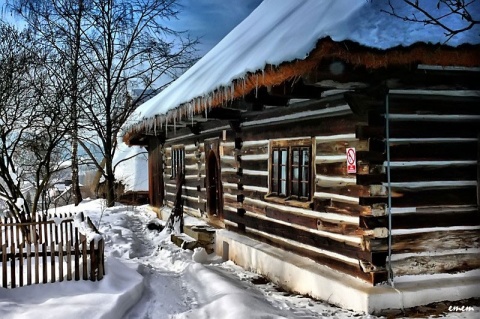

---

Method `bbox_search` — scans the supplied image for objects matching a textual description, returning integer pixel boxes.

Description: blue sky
[175,0,262,55]
[0,0,263,56]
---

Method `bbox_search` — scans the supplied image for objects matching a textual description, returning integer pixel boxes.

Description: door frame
[204,138,223,218]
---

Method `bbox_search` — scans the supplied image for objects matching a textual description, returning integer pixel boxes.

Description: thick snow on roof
[128,0,480,125]
[114,142,148,192]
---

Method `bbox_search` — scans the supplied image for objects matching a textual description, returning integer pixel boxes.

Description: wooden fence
[0,212,105,289]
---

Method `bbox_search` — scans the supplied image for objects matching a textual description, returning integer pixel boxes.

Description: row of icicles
[130,68,272,137]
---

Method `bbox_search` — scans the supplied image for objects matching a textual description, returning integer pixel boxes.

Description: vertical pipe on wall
[385,92,394,287]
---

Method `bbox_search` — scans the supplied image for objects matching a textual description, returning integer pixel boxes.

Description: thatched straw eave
[123,38,480,145]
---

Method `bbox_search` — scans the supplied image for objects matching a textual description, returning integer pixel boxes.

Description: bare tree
[6,0,96,207]
[382,0,480,41]
[77,0,197,207]
[0,23,71,222]
[7,0,198,207]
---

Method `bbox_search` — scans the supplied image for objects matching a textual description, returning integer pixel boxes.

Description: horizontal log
[240,159,269,172]
[360,186,478,207]
[357,165,477,185]
[360,209,480,230]
[315,175,356,187]
[243,115,358,141]
[232,143,269,156]
[315,162,350,177]
[184,167,200,177]
[241,174,268,189]
[356,122,480,139]
[386,95,480,115]
[225,223,386,285]
[313,198,371,216]
[366,229,480,253]
[391,253,480,277]
[223,210,366,259]
[316,185,370,198]
[383,141,477,161]
[183,177,204,189]
[238,189,267,201]
[183,198,207,212]
[315,140,368,155]
[223,186,244,196]
[222,171,241,184]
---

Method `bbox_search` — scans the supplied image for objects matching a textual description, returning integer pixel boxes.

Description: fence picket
[42,243,47,284]
[66,241,72,281]
[90,240,96,282]
[98,239,104,280]
[43,215,48,245]
[0,213,104,289]
[19,243,24,287]
[34,240,39,284]
[82,235,88,280]
[74,228,80,281]
[50,240,55,283]
[54,219,59,243]
[10,242,15,288]
[27,243,32,285]
[58,242,64,282]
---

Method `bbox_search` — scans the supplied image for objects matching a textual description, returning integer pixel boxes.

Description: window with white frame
[270,139,312,200]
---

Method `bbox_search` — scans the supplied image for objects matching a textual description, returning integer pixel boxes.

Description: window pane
[302,167,308,181]
[293,167,299,180]
[273,165,278,181]
[280,180,286,195]
[273,150,278,165]
[281,150,287,165]
[302,148,310,165]
[272,179,278,193]
[292,149,299,165]
[292,181,299,196]
[301,182,309,197]
[281,165,286,180]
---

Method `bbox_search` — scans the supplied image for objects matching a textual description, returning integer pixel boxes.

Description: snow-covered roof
[124,0,480,142]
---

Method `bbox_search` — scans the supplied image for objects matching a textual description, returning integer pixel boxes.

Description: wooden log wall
[356,89,480,279]
[0,213,105,288]
[164,142,207,218]
[222,102,390,285]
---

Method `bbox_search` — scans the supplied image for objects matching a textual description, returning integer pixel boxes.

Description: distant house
[112,140,149,205]
[123,0,480,313]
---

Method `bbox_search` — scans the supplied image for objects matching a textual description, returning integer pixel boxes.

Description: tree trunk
[105,158,115,207]
[70,0,84,207]
[91,157,106,195]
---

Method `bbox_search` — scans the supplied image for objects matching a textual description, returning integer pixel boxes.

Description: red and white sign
[346,147,356,174]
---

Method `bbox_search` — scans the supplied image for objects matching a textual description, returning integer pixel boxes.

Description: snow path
[104,209,192,319]
[105,208,357,319]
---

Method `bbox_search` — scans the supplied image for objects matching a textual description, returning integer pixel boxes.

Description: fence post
[2,244,7,288]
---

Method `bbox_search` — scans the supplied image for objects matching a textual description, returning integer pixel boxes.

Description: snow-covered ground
[0,199,478,318]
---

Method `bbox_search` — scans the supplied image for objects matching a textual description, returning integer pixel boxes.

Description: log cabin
[122,0,480,313]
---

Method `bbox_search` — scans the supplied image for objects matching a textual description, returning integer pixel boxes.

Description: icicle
[165,117,168,138]
[154,116,156,136]
[174,111,177,135]
[255,74,259,98]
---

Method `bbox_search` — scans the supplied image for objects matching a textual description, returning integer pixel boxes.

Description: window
[171,146,185,178]
[270,139,312,200]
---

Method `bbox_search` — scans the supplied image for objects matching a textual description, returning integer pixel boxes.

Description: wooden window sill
[264,194,313,209]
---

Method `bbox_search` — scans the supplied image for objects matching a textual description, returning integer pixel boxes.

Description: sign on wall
[346,147,356,174]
